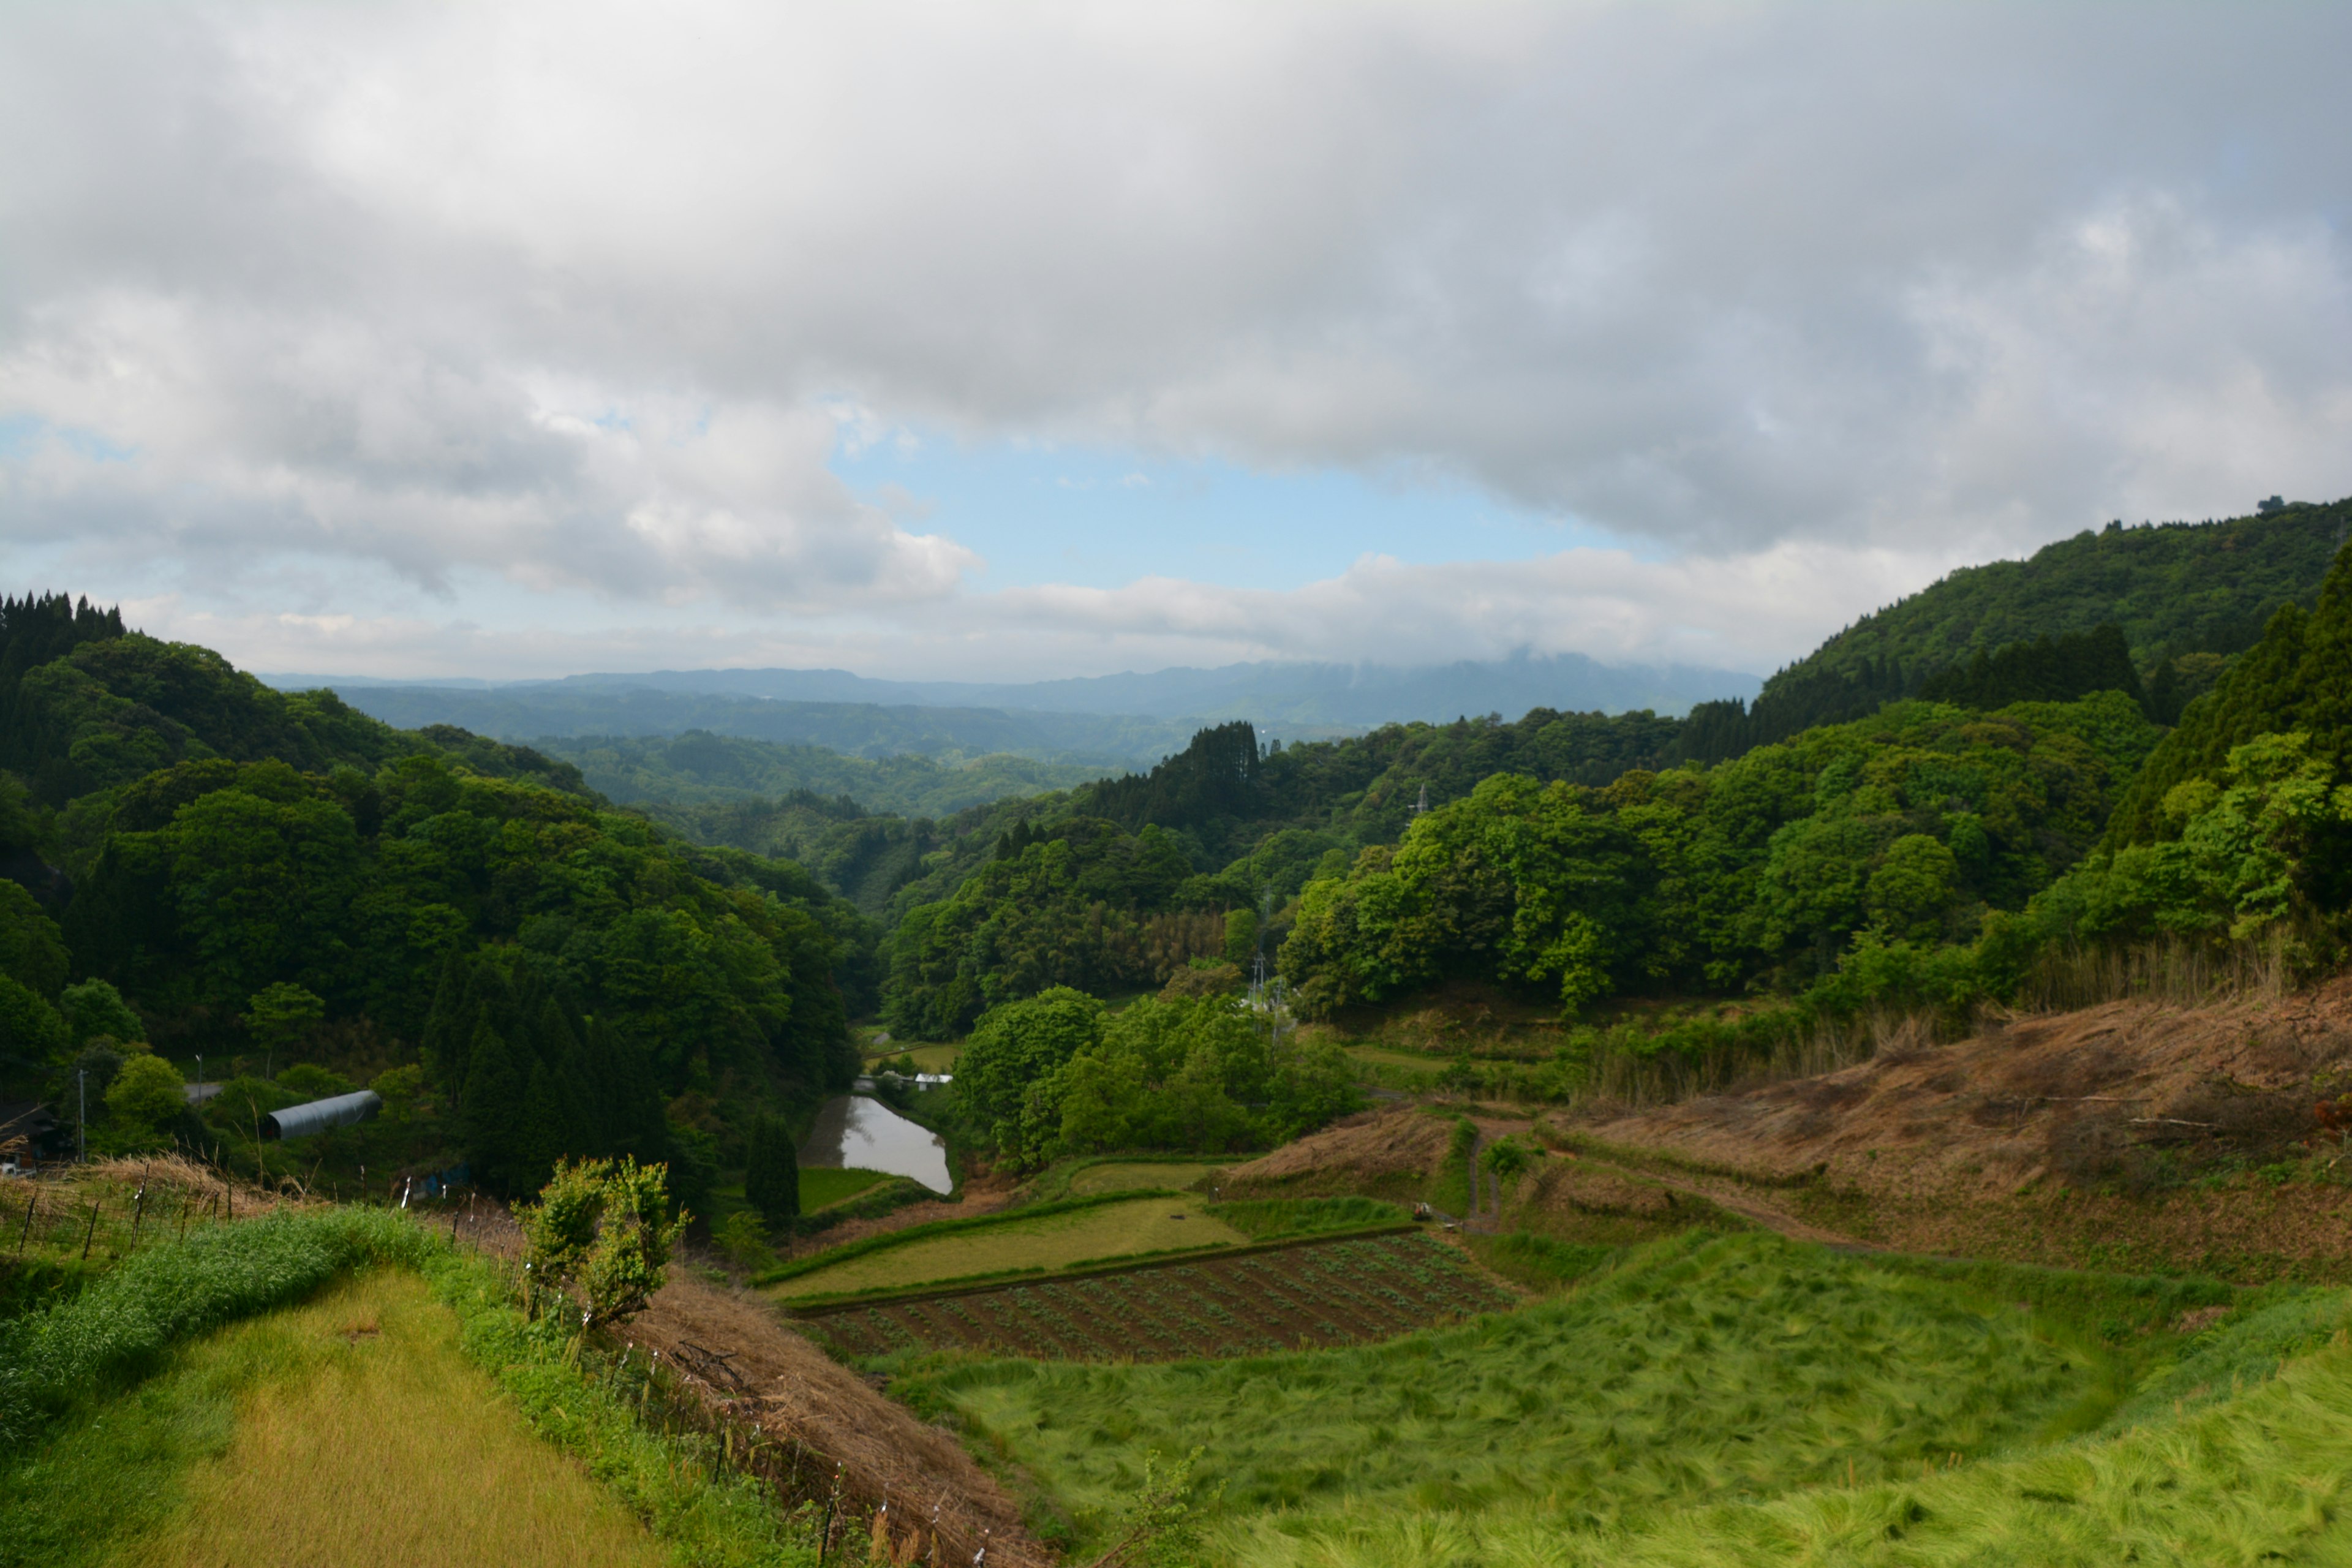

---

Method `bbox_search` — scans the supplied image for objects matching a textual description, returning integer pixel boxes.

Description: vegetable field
[807,1232,1514,1362]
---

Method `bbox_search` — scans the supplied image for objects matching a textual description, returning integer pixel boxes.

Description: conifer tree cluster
[1917,624,2144,711]
[422,952,670,1197]
[742,1114,799,1224]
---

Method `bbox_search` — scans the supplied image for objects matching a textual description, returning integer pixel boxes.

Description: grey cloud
[1,1,2348,649]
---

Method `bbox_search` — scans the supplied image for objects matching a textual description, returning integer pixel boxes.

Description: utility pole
[1250,883,1273,1010]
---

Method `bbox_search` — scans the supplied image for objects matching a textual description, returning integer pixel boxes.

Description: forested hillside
[870,499,2352,1044]
[1676,497,2350,760]
[640,500,2346,953]
[535,731,1098,818]
[1281,692,2158,1015]
[0,594,870,1207]
[10,488,2349,1193]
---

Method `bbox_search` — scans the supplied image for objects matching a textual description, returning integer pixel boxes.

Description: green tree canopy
[1281,693,2159,1017]
[59,978,143,1046]
[103,1052,185,1141]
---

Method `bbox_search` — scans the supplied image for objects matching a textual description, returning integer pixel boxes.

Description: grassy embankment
[896,1229,2300,1561]
[864,1042,960,1074]
[795,1167,895,1210]
[0,1206,816,1568]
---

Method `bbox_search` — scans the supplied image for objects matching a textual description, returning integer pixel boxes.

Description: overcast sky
[4,2,2348,683]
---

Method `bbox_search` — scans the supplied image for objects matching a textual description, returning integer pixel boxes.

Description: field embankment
[614,1265,1052,1568]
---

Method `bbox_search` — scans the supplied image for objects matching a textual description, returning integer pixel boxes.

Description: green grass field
[2,1269,669,1568]
[866,1043,960,1072]
[796,1167,895,1210]
[896,1231,2299,1559]
[767,1194,1245,1300]
[1212,1306,2352,1566]
[1343,1044,1450,1071]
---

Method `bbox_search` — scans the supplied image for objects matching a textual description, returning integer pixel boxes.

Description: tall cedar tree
[743,1114,799,1223]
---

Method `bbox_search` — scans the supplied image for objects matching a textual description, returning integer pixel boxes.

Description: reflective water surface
[799,1095,951,1194]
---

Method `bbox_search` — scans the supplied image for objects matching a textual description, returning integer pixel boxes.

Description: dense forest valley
[13,494,2352,1567]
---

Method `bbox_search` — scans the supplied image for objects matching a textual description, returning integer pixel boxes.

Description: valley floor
[17,979,2352,1568]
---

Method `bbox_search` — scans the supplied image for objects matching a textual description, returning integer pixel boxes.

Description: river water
[799,1095,952,1194]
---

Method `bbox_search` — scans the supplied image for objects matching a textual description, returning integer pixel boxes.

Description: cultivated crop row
[810,1233,1515,1362]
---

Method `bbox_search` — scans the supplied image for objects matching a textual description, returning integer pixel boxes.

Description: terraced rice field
[807,1233,1515,1362]
[770,1196,1245,1300]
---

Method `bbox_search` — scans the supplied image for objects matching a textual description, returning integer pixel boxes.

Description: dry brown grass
[118,1270,668,1568]
[1575,974,2352,1272]
[1218,1104,1457,1197]
[2018,929,2304,1014]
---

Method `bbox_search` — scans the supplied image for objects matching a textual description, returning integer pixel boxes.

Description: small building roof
[263,1089,382,1140]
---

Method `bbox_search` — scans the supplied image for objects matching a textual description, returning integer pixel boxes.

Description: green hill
[1676,498,2350,760]
[0,593,872,1209]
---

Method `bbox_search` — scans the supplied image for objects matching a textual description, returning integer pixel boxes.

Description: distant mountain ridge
[502,651,1757,725]
[260,652,1762,767]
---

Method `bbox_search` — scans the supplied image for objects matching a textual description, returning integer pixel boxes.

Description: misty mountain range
[265,653,1760,769]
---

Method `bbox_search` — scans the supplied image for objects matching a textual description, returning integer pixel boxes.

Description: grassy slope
[907,1232,2150,1548]
[766,1195,1245,1300]
[1215,1287,2352,1567]
[1068,1160,1224,1196]
[6,1270,667,1568]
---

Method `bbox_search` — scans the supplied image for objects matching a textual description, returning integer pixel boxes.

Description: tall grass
[0,1205,431,1442]
[901,1231,2130,1550]
[0,1210,817,1568]
[2016,927,2304,1012]
[1463,1232,1617,1292]
[1207,1303,2352,1567]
